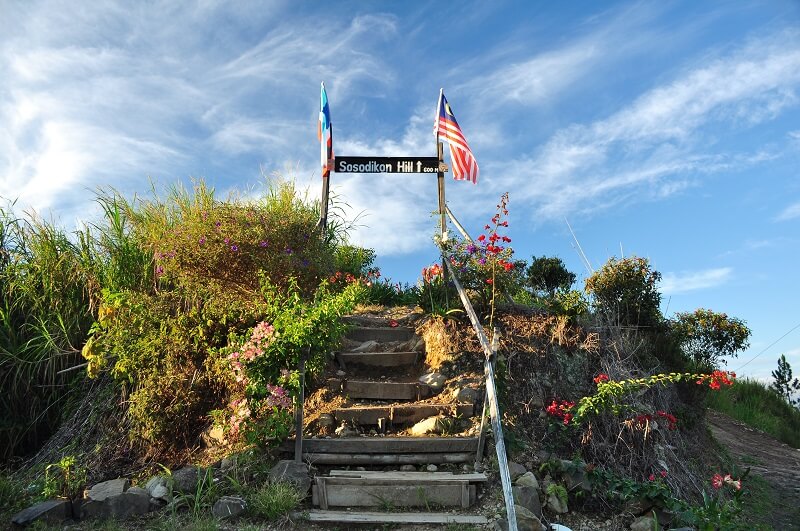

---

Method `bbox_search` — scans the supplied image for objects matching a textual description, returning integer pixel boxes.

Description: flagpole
[435,89,446,243]
[319,82,332,231]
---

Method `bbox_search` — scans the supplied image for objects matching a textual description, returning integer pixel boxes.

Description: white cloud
[661,267,733,294]
[776,201,800,221]
[490,30,800,221]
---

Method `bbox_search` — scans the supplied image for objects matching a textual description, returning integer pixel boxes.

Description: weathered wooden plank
[303,452,474,465]
[336,351,418,368]
[326,378,431,400]
[346,327,415,342]
[325,472,488,483]
[316,479,474,508]
[334,403,474,425]
[298,436,479,454]
[295,510,489,525]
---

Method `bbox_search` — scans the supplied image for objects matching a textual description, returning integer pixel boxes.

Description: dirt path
[706,409,800,528]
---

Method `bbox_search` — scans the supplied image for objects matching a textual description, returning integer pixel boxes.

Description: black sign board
[334,156,444,174]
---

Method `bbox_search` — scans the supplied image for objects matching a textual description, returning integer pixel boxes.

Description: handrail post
[444,264,517,531]
[475,327,498,468]
[294,346,310,463]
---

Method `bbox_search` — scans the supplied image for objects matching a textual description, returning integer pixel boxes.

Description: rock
[220,456,237,471]
[426,464,438,472]
[336,370,346,377]
[335,422,358,437]
[512,485,542,519]
[419,372,446,393]
[317,413,335,429]
[87,478,130,501]
[515,471,539,489]
[623,497,653,516]
[399,464,416,472]
[150,484,170,501]
[200,425,225,447]
[412,337,425,351]
[212,495,247,519]
[409,416,443,435]
[353,340,380,352]
[507,461,528,481]
[268,460,311,494]
[452,387,480,403]
[462,463,474,472]
[546,490,568,514]
[11,499,72,527]
[630,515,657,531]
[172,467,200,493]
[145,476,167,495]
[494,505,547,531]
[82,486,150,519]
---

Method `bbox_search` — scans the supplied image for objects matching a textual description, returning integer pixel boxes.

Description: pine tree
[770,354,800,407]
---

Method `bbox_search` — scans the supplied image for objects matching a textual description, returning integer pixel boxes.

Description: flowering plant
[685,470,748,530]
[438,193,524,318]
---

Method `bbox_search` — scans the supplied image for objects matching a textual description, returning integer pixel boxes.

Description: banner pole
[320,123,332,231]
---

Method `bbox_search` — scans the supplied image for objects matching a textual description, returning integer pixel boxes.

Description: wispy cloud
[661,267,733,294]
[491,30,800,221]
[776,201,800,221]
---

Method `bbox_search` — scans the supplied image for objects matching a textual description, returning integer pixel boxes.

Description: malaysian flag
[434,90,478,184]
[318,82,333,177]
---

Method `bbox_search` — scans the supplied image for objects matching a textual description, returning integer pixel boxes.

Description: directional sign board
[334,156,445,174]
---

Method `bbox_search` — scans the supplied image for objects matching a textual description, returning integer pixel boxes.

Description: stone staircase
[296,315,490,526]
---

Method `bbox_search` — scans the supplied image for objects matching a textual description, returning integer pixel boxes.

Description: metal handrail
[442,258,518,531]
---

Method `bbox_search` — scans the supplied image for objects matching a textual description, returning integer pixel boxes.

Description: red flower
[660,470,667,478]
[477,234,486,242]
[711,473,724,489]
[593,374,609,384]
[388,319,399,328]
[648,474,655,481]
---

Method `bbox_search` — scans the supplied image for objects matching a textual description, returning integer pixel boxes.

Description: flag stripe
[433,92,478,184]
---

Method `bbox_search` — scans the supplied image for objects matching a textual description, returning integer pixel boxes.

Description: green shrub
[247,481,303,519]
[585,256,662,328]
[526,255,576,297]
[671,309,750,371]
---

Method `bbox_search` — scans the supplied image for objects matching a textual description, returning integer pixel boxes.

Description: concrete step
[335,350,419,369]
[296,510,489,525]
[333,402,474,426]
[327,378,432,400]
[346,326,415,343]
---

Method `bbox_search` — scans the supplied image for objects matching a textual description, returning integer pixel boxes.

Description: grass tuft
[246,480,303,520]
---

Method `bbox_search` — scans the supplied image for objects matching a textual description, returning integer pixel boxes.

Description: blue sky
[1,1,799,381]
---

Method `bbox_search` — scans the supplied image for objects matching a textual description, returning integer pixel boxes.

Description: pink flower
[711,473,724,489]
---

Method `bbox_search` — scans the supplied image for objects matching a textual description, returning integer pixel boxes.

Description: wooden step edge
[278,436,480,454]
[313,479,475,509]
[302,452,474,465]
[335,351,419,369]
[326,378,432,400]
[327,470,488,482]
[294,509,489,525]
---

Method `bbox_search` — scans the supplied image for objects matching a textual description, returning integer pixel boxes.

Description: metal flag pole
[318,82,333,231]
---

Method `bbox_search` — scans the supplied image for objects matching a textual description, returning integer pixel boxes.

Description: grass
[706,377,800,448]
[246,480,303,520]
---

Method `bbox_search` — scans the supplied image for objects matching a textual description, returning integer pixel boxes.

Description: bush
[526,255,576,297]
[585,256,662,328]
[671,309,750,371]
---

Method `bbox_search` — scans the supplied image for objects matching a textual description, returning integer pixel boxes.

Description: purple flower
[284,247,293,255]
[478,257,486,265]
[302,259,309,268]
[156,266,164,275]
[224,237,230,244]
[259,240,268,247]
[466,244,477,254]
[215,221,221,227]
[231,245,239,252]
[199,236,206,244]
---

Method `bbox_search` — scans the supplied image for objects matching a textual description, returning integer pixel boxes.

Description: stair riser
[313,482,476,509]
[346,327,416,342]
[302,452,475,465]
[327,379,432,400]
[334,403,474,425]
[336,351,419,368]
